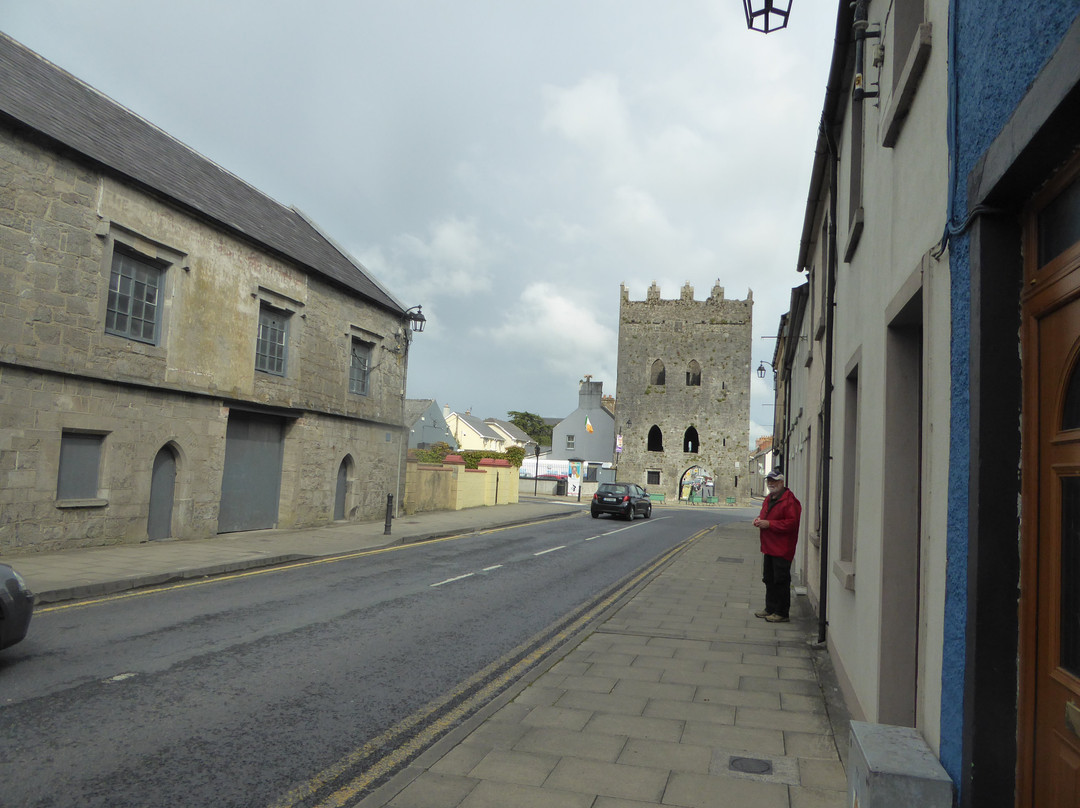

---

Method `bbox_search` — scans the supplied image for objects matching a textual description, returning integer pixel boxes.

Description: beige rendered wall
[822,0,951,751]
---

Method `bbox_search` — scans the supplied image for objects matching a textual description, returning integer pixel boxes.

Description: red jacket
[758,488,802,561]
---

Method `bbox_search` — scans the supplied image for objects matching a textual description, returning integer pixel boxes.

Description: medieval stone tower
[615,281,752,504]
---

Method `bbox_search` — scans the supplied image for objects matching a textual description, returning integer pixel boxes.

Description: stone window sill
[881,23,933,148]
[833,559,856,591]
[56,498,109,509]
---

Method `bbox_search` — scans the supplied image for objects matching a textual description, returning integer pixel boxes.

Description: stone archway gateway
[678,465,713,503]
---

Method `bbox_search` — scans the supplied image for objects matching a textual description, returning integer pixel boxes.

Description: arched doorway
[679,465,713,503]
[148,444,177,540]
[334,455,353,521]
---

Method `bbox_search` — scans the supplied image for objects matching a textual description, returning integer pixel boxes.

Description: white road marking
[105,673,137,683]
[430,572,475,588]
[587,515,671,540]
[482,565,503,572]
[534,546,566,556]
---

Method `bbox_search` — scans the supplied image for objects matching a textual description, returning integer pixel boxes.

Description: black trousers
[762,555,792,618]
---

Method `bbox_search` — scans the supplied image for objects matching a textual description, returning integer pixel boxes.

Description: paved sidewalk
[364,521,848,808]
[4,496,586,604]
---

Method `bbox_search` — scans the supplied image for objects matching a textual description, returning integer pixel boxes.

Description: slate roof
[404,399,435,428]
[0,33,403,314]
[484,418,535,445]
[456,413,503,442]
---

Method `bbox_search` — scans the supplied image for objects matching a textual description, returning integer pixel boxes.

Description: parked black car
[1,563,34,650]
[591,482,652,520]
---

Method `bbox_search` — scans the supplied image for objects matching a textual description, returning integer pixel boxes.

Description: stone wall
[614,281,752,504]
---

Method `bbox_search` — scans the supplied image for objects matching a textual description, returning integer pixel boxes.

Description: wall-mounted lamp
[756,361,776,379]
[404,305,426,333]
[743,0,792,34]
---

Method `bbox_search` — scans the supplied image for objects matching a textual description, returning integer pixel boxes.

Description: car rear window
[599,484,627,494]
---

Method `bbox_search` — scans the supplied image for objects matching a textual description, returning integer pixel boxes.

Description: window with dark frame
[647,470,660,486]
[256,305,288,375]
[350,339,373,396]
[105,249,163,344]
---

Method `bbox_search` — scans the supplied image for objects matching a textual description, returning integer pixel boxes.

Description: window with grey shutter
[57,432,104,500]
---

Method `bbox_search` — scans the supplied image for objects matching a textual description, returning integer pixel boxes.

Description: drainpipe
[818,122,839,646]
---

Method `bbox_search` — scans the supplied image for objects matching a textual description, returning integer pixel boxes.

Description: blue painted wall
[942,0,1080,788]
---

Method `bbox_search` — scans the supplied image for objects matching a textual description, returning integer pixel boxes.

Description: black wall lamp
[404,305,426,333]
[743,0,793,34]
[756,361,776,379]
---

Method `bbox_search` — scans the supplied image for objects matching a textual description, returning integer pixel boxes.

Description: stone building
[614,282,752,503]
[0,34,419,553]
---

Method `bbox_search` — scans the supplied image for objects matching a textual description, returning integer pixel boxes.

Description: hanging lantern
[743,0,793,34]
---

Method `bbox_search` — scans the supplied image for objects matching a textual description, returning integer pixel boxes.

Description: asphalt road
[0,507,751,808]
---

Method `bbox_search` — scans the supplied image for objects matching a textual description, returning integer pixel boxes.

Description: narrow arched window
[650,359,666,386]
[683,426,699,453]
[686,360,701,386]
[648,425,664,452]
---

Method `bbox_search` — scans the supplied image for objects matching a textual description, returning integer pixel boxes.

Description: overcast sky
[2,0,835,439]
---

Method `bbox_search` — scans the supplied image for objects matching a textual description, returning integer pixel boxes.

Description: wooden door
[1024,158,1080,808]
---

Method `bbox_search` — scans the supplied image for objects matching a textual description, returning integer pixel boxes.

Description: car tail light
[622,495,630,502]
[592,493,599,501]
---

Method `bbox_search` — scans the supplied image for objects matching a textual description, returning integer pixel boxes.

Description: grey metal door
[334,458,348,520]
[218,412,284,533]
[147,445,176,540]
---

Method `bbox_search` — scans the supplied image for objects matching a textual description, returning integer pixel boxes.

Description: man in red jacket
[753,469,802,623]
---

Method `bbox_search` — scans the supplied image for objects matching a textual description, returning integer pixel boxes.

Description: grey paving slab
[513,726,628,763]
[663,770,789,808]
[592,797,664,808]
[612,678,697,702]
[429,744,488,777]
[543,758,669,802]
[466,749,560,786]
[557,674,618,694]
[616,737,713,773]
[695,687,781,708]
[584,713,685,743]
[385,772,478,808]
[457,780,594,808]
[680,722,786,756]
[555,690,648,716]
[588,662,664,683]
[784,732,843,761]
[789,786,849,808]
[736,707,833,734]
[642,698,735,725]
[520,705,593,731]
[798,757,848,790]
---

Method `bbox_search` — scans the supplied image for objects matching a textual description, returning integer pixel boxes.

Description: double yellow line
[269,526,713,808]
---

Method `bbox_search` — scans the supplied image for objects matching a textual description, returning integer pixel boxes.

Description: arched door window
[648,425,664,452]
[650,359,666,386]
[683,426,700,453]
[686,360,701,386]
